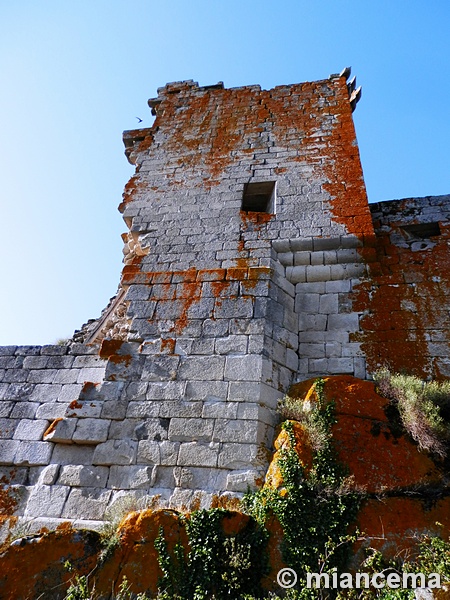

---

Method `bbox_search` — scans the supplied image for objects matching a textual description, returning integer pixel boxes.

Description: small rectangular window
[242,181,276,213]
[401,222,441,240]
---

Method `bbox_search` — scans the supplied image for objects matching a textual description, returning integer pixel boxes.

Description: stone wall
[1,74,449,530]
[355,194,450,378]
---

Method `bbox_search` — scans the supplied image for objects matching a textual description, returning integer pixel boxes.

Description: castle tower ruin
[1,71,450,530]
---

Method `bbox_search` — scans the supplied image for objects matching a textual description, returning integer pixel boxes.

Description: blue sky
[1,0,449,345]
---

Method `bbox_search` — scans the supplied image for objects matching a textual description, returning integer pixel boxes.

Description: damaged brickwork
[0,71,449,531]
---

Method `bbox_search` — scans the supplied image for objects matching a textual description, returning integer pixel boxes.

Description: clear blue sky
[1,0,449,345]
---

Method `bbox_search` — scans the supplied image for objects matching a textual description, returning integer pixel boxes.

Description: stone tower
[2,71,450,529]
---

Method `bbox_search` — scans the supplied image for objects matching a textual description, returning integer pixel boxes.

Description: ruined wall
[354,194,450,379]
[1,73,449,531]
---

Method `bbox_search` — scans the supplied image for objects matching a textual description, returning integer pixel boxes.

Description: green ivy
[244,378,361,596]
[155,508,268,599]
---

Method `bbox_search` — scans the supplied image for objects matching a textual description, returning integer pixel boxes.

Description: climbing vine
[244,378,361,596]
[155,508,268,599]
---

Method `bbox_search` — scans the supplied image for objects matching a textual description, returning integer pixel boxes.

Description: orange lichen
[355,496,450,560]
[94,509,188,597]
[99,339,132,366]
[265,421,314,490]
[261,513,288,592]
[0,528,101,600]
[352,223,450,379]
[0,475,19,541]
[160,337,176,354]
[221,511,250,536]
[43,417,63,438]
[69,400,83,410]
[287,376,442,493]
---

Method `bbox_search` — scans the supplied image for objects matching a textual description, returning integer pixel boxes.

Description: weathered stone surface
[13,419,48,441]
[1,75,450,529]
[62,487,112,520]
[14,441,53,466]
[58,465,109,487]
[24,484,70,518]
[93,439,138,465]
[108,465,156,489]
[43,417,77,443]
[72,418,110,444]
[168,418,214,442]
[177,442,219,467]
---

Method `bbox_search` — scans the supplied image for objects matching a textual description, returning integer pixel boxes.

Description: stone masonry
[1,71,449,532]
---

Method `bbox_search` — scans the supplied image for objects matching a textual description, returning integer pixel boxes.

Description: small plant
[246,379,361,597]
[155,508,268,599]
[99,494,156,563]
[374,368,450,458]
[278,380,331,453]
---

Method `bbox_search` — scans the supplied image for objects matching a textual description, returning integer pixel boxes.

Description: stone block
[0,440,19,464]
[93,439,138,465]
[27,369,57,384]
[141,356,180,382]
[178,356,225,381]
[62,488,112,520]
[58,383,83,403]
[218,443,259,469]
[0,401,13,418]
[202,401,238,419]
[325,342,342,358]
[77,368,106,384]
[108,465,157,489]
[177,442,219,467]
[215,336,248,355]
[158,402,203,419]
[24,485,70,518]
[14,441,53,466]
[37,464,60,485]
[306,265,331,282]
[100,400,128,420]
[286,265,307,283]
[213,298,253,319]
[22,355,48,369]
[72,419,110,444]
[65,400,102,419]
[325,279,351,293]
[202,319,229,337]
[58,465,109,487]
[0,419,18,439]
[10,402,39,419]
[286,349,299,371]
[43,418,77,443]
[126,401,160,418]
[319,294,338,314]
[300,343,325,359]
[168,418,214,442]
[53,370,81,384]
[146,381,185,400]
[185,380,228,401]
[13,419,48,441]
[30,384,62,403]
[227,381,261,402]
[224,355,262,381]
[327,358,354,373]
[327,313,360,332]
[137,440,161,464]
[174,466,228,491]
[212,419,260,443]
[226,469,262,492]
[51,444,95,466]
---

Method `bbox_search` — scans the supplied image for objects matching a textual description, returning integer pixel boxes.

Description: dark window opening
[242,181,276,213]
[401,222,441,240]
